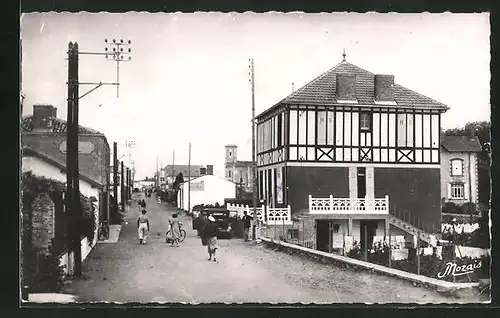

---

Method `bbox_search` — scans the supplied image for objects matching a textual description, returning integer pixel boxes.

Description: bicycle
[166,222,187,243]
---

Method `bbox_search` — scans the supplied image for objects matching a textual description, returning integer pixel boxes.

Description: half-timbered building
[256,55,448,251]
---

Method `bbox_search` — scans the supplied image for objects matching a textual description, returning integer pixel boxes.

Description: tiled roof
[441,135,482,152]
[259,60,449,118]
[21,116,103,135]
[22,146,103,187]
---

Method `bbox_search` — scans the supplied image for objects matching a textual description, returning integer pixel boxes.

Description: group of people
[136,205,183,246]
[135,197,255,262]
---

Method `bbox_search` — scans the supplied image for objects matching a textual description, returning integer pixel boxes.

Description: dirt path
[62,193,482,303]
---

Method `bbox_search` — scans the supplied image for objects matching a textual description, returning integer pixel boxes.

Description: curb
[97,224,123,244]
[260,237,479,296]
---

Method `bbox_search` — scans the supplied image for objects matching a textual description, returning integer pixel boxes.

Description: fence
[390,204,440,235]
[308,195,389,214]
[226,203,291,225]
[261,217,316,250]
[260,217,489,283]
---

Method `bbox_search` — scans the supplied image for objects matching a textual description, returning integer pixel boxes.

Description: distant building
[163,164,214,186]
[177,174,237,212]
[440,134,482,207]
[224,144,253,192]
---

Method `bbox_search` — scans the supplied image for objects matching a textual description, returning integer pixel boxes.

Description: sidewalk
[98,203,135,244]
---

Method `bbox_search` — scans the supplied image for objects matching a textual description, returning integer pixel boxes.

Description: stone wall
[31,193,55,251]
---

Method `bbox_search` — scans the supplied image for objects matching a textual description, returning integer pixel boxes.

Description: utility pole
[66,42,82,277]
[156,156,159,189]
[63,39,131,277]
[104,38,132,98]
[126,167,130,201]
[188,143,191,213]
[113,142,118,221]
[121,161,125,212]
[249,58,258,230]
[125,140,135,167]
[172,150,175,187]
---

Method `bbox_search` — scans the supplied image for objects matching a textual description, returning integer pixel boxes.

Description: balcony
[227,204,292,225]
[308,195,389,215]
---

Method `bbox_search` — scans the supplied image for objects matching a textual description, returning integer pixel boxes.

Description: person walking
[242,211,252,242]
[137,209,150,245]
[168,213,182,247]
[203,215,219,262]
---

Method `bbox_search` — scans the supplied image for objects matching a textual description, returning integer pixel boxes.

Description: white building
[22,148,100,270]
[177,175,237,212]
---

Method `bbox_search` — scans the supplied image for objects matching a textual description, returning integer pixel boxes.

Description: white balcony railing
[226,204,292,225]
[308,195,389,215]
[227,203,265,223]
[266,206,292,225]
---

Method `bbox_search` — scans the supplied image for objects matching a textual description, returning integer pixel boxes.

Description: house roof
[22,146,103,188]
[21,115,103,135]
[234,161,253,168]
[441,135,482,152]
[258,60,449,119]
[164,165,206,177]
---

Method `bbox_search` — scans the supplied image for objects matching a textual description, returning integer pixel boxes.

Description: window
[451,159,464,176]
[360,113,371,131]
[397,113,414,147]
[228,170,232,178]
[317,111,327,144]
[451,183,465,199]
[277,114,282,146]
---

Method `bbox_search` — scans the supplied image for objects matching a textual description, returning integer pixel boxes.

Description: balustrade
[308,195,389,214]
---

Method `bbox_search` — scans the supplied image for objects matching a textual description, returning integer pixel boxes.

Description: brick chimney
[32,104,57,131]
[374,75,395,102]
[336,74,356,101]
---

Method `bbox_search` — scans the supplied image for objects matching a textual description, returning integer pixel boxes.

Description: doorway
[316,220,332,253]
[357,167,366,198]
[359,220,378,250]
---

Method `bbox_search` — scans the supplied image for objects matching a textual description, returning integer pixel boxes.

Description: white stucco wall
[178,175,236,211]
[22,156,99,251]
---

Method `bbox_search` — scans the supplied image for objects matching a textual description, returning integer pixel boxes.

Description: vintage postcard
[20,12,491,304]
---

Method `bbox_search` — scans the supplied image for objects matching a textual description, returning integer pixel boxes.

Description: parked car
[193,207,235,239]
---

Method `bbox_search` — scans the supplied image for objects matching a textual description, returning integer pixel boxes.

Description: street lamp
[104,38,132,98]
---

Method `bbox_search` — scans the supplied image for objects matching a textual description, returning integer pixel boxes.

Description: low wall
[59,237,94,275]
[259,237,479,295]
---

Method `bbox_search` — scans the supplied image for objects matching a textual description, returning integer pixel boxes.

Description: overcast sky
[20,12,490,179]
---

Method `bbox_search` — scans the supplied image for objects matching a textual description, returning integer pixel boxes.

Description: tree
[173,173,184,190]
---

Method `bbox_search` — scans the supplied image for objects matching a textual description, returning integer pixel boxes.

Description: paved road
[63,193,481,303]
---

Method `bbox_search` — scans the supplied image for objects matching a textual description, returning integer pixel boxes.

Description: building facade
[22,104,111,223]
[163,164,213,187]
[224,144,253,192]
[440,134,482,207]
[256,57,448,251]
[177,175,237,212]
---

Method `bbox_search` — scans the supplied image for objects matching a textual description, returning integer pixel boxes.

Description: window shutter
[463,184,468,200]
[447,184,452,199]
